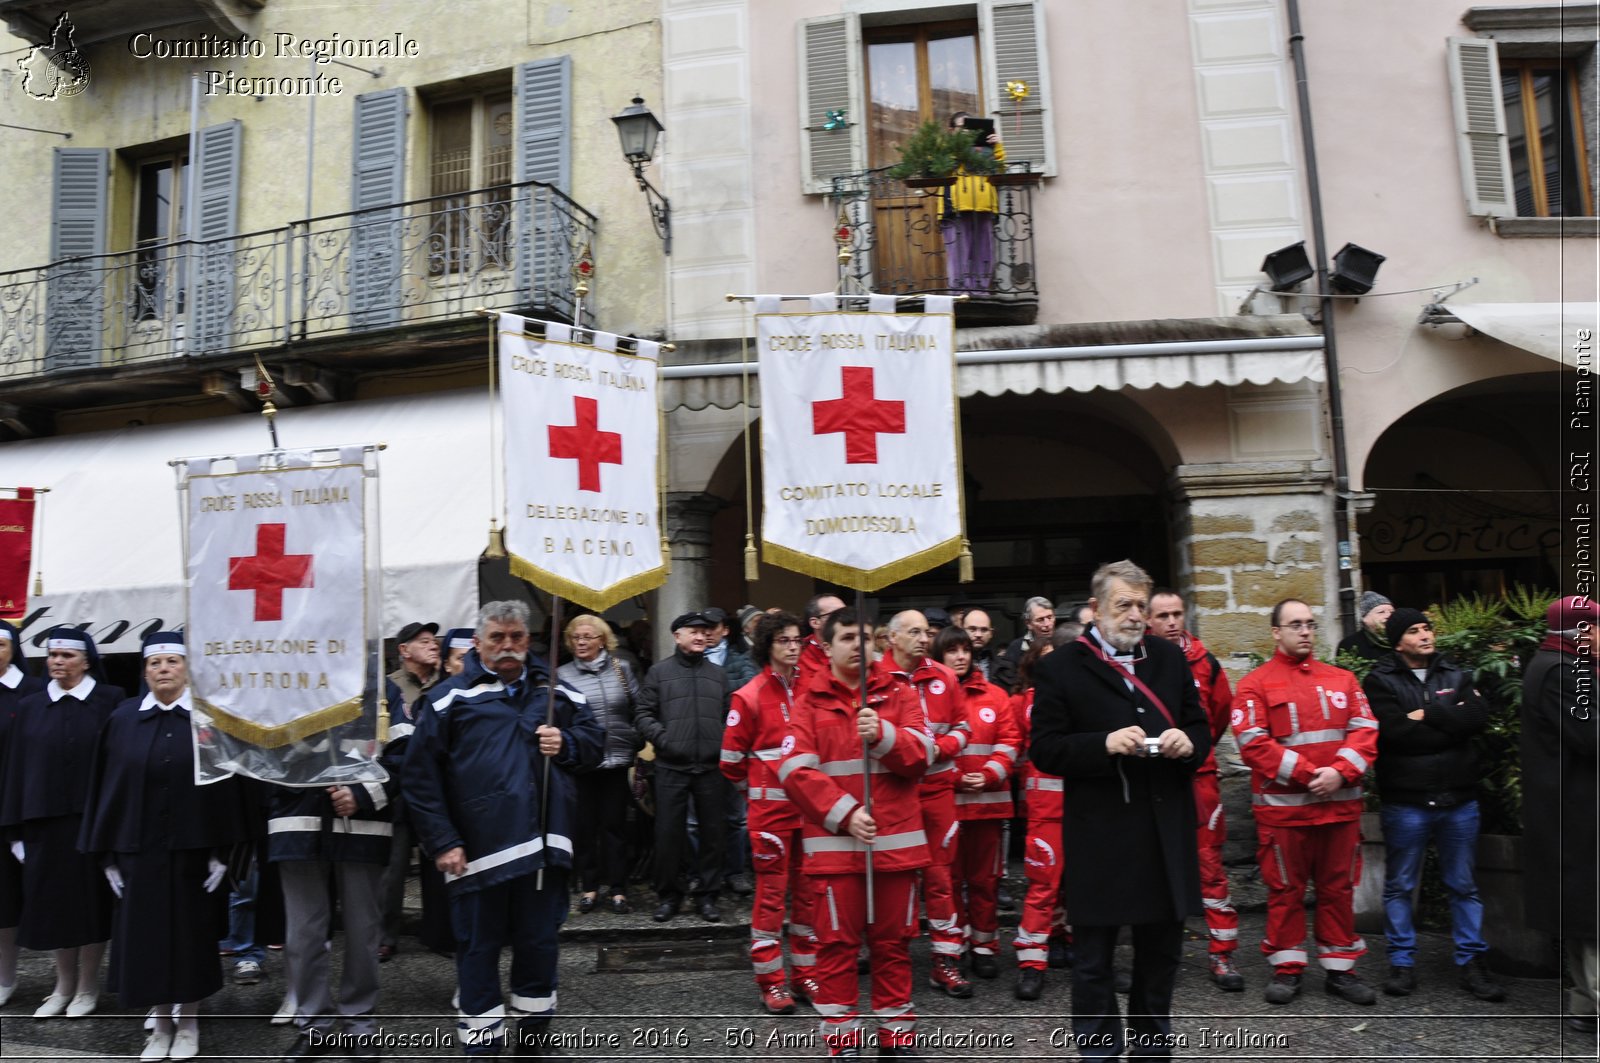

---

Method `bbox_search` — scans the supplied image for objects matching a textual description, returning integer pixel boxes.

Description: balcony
[0,180,597,409]
[830,166,1040,327]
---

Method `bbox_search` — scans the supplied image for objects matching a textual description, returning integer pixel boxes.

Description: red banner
[0,489,35,622]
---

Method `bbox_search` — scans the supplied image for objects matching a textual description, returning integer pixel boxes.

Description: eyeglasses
[773,637,804,646]
[1277,620,1317,631]
[570,634,602,643]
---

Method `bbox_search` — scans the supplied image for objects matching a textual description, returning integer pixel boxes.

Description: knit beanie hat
[1358,591,1392,619]
[1385,607,1430,648]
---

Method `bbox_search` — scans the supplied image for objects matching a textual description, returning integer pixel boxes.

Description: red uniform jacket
[1233,650,1378,826]
[954,671,1020,821]
[778,664,932,875]
[796,635,830,683]
[721,667,802,832]
[1178,631,1233,777]
[1012,689,1062,822]
[872,655,968,794]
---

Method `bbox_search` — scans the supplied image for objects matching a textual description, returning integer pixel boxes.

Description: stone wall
[1172,460,1338,661]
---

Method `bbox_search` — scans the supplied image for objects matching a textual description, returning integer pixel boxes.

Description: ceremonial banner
[758,295,964,590]
[498,313,667,610]
[181,448,384,786]
[0,488,35,622]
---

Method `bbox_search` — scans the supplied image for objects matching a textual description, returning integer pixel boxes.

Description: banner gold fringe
[762,536,962,594]
[199,695,364,750]
[508,552,670,614]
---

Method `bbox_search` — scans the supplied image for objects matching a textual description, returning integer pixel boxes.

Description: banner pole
[856,586,874,924]
[536,592,563,891]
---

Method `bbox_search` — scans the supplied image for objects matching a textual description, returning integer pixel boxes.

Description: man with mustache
[405,600,602,1057]
[1028,560,1210,1060]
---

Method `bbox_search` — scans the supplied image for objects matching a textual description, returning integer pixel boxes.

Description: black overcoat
[1520,647,1597,939]
[1028,635,1210,926]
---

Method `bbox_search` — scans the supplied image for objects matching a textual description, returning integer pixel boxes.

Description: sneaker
[970,951,999,979]
[1382,964,1416,996]
[65,992,97,1019]
[928,956,974,998]
[233,959,263,985]
[789,974,822,1005]
[1208,954,1245,992]
[760,983,796,1015]
[140,1030,175,1062]
[1014,967,1044,1001]
[1458,957,1506,1002]
[1324,970,1377,1006]
[1263,970,1302,1005]
[727,873,755,896]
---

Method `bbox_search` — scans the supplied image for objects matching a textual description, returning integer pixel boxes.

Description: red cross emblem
[228,523,313,622]
[811,366,906,464]
[548,396,623,493]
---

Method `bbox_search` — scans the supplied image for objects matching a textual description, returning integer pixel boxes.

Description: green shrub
[886,120,998,180]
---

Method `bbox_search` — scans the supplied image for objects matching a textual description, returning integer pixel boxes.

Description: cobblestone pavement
[1,865,1588,1061]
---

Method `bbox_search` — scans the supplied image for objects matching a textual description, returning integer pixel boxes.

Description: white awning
[0,389,489,652]
[660,335,1325,411]
[1449,302,1600,369]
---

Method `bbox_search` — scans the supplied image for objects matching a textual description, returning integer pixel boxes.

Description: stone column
[1170,460,1338,661]
[654,491,726,660]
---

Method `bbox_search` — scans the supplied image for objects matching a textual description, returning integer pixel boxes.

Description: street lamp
[612,96,671,255]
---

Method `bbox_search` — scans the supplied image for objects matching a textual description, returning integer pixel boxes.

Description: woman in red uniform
[938,625,1019,981]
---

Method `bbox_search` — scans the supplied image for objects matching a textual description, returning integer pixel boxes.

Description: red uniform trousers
[810,869,920,1053]
[1193,773,1238,956]
[1013,820,1068,971]
[954,819,1004,955]
[1257,818,1365,974]
[920,786,963,957]
[749,827,818,988]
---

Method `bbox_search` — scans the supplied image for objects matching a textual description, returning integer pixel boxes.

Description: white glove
[104,864,124,898]
[8,841,21,864]
[204,857,227,894]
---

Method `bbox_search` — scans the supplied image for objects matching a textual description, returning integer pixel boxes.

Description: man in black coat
[1030,560,1210,1060]
[634,612,730,924]
[1363,607,1503,1002]
[1522,594,1598,1037]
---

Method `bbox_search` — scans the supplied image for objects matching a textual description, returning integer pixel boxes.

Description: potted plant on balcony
[887,119,997,188]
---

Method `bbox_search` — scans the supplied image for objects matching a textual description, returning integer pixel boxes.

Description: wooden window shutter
[1447,37,1515,218]
[798,14,863,195]
[515,56,574,316]
[46,147,108,370]
[192,120,241,354]
[982,0,1055,177]
[350,86,409,329]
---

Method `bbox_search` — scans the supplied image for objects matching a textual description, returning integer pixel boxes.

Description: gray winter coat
[557,650,643,770]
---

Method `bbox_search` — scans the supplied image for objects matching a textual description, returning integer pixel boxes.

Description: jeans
[1381,800,1487,967]
[217,866,266,965]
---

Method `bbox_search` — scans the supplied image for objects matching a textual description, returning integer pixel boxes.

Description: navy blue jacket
[265,693,402,865]
[403,649,602,894]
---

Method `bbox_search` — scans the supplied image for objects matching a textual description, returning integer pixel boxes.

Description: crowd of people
[0,562,1592,1060]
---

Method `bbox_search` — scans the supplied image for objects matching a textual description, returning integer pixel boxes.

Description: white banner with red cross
[756,294,964,590]
[498,314,667,611]
[182,448,382,782]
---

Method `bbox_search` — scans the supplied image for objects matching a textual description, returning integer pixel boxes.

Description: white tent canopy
[1,389,489,652]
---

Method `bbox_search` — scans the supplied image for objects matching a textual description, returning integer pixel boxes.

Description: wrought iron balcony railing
[0,179,597,379]
[830,165,1039,325]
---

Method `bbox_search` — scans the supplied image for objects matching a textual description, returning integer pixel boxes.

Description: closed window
[1500,58,1593,217]
[865,21,982,169]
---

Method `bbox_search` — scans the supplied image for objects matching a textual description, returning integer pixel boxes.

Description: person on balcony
[940,112,1005,294]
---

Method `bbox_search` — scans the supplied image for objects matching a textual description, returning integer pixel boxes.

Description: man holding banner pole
[405,600,602,1057]
[780,608,932,1057]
